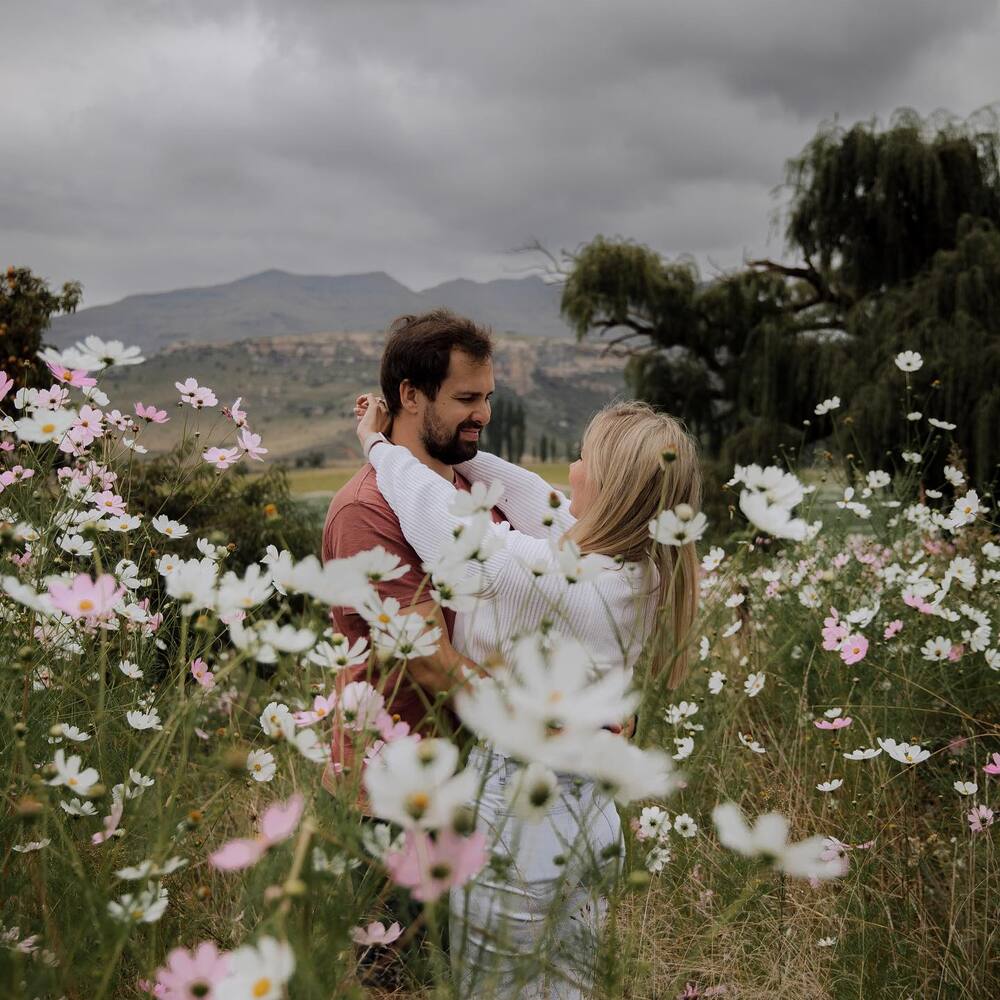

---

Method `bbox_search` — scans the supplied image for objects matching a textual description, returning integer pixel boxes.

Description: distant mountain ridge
[50,269,573,355]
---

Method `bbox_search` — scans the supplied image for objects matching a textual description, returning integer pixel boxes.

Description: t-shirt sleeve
[323,500,429,610]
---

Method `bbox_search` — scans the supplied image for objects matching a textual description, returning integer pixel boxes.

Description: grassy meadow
[1,351,997,1000]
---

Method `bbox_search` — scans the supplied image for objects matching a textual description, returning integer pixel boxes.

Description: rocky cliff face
[102,329,628,463]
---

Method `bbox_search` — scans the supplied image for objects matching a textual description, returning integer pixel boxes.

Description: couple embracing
[322,309,702,998]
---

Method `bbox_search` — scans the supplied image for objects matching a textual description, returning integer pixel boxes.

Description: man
[321,309,507,790]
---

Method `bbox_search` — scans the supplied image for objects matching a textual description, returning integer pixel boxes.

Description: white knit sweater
[368,442,659,678]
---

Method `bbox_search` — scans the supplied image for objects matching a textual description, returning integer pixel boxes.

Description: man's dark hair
[380,309,494,416]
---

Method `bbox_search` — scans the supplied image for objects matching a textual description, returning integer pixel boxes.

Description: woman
[355,395,702,998]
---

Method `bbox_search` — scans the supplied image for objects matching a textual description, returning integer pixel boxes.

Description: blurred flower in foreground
[711,802,844,880]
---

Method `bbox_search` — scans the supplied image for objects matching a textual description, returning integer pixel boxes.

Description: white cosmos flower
[60,798,97,817]
[258,622,316,653]
[552,538,611,583]
[291,728,328,764]
[216,563,273,614]
[574,731,681,805]
[247,749,276,782]
[708,671,726,694]
[427,559,484,612]
[901,451,922,464]
[638,806,670,840]
[877,737,930,764]
[48,749,99,794]
[894,350,923,372]
[60,724,90,742]
[107,886,169,925]
[866,470,891,490]
[674,813,698,837]
[948,490,981,528]
[814,396,840,415]
[163,557,218,613]
[816,779,843,792]
[506,762,560,822]
[216,936,295,1000]
[712,802,844,880]
[151,515,189,539]
[126,709,163,731]
[739,491,811,541]
[943,465,965,487]
[921,636,952,661]
[953,781,978,796]
[363,737,478,830]
[337,681,385,731]
[649,505,708,545]
[738,732,767,754]
[744,672,765,697]
[307,634,369,671]
[722,619,743,638]
[118,659,143,679]
[928,417,956,430]
[77,336,145,368]
[58,533,95,557]
[673,737,694,761]
[450,478,504,517]
[701,546,725,572]
[259,702,296,741]
[13,409,77,443]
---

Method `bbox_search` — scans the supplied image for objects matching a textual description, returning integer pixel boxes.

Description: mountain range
[50,269,573,355]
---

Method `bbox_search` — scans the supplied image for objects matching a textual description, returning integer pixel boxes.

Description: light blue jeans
[449,746,624,999]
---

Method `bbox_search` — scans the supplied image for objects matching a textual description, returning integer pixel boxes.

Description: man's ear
[398,380,420,415]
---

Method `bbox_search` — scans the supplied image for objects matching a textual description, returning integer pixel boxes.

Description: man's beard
[420,404,482,465]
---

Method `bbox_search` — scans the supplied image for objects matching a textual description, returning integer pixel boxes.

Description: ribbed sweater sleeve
[455,451,575,538]
[369,441,555,596]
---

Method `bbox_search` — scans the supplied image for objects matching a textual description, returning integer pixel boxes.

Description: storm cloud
[4,0,999,305]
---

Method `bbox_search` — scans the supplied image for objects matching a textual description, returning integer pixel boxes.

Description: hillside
[49,269,573,355]
[99,329,628,464]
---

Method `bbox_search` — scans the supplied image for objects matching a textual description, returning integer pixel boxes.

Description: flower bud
[283,878,307,898]
[14,721,27,737]
[548,491,561,509]
[84,783,106,800]
[49,723,64,738]
[14,796,44,819]
[40,763,58,780]
[451,805,476,836]
[674,503,694,521]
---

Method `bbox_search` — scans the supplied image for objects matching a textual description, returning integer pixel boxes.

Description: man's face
[420,350,495,465]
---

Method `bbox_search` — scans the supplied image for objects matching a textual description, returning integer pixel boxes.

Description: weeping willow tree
[559,107,1000,485]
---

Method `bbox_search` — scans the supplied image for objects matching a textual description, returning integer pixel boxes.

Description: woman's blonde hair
[565,400,703,689]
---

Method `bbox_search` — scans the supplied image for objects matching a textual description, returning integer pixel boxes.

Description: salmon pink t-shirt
[320,460,506,793]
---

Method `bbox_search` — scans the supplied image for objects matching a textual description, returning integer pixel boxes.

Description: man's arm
[400,598,485,697]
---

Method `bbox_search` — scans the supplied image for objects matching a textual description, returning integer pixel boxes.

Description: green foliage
[127,441,320,570]
[481,389,526,463]
[560,108,1000,488]
[0,265,82,409]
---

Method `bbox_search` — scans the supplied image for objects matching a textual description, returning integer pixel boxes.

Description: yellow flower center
[41,423,56,434]
[378,613,391,624]
[79,599,95,611]
[68,777,78,786]
[252,977,272,997]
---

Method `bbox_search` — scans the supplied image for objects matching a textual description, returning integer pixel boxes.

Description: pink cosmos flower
[764,580,780,599]
[840,635,868,665]
[153,941,230,1000]
[0,370,13,401]
[902,591,933,614]
[209,793,304,871]
[135,402,169,424]
[47,362,96,387]
[90,489,127,517]
[384,829,488,902]
[237,428,268,461]
[224,397,247,426]
[0,440,13,452]
[190,658,216,691]
[351,921,403,947]
[12,546,32,567]
[375,710,413,742]
[293,693,337,727]
[203,446,241,470]
[92,801,124,845]
[883,619,903,639]
[175,378,218,409]
[947,643,964,662]
[814,717,852,730]
[0,465,34,488]
[968,805,994,834]
[832,552,850,569]
[983,753,1000,776]
[821,613,848,652]
[48,573,125,620]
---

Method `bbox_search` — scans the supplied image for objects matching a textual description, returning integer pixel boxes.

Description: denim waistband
[467,744,592,792]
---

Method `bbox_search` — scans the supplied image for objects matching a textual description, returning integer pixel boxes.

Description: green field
[276,460,572,497]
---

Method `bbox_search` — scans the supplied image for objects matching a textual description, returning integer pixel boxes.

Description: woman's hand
[355,393,391,452]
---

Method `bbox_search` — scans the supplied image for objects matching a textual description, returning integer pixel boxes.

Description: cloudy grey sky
[5,0,999,306]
